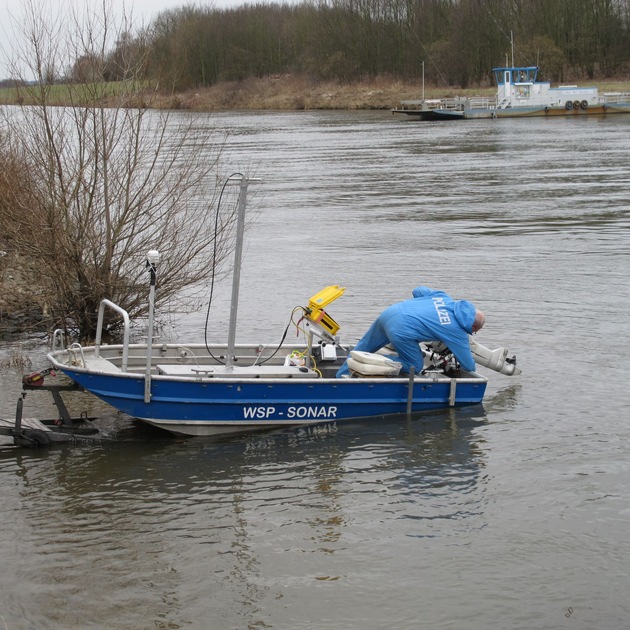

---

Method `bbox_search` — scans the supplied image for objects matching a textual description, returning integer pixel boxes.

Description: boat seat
[155,364,318,378]
[346,351,402,377]
[83,357,122,373]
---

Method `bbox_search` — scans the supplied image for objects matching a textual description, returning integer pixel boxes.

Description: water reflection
[1,409,488,627]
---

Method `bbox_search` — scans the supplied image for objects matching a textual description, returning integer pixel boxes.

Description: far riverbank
[140,74,630,111]
[2,74,630,111]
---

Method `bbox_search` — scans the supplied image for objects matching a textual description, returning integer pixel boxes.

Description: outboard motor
[424,339,521,376]
[469,337,521,376]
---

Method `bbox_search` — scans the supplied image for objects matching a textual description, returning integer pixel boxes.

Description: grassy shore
[2,74,630,111]
[130,74,630,111]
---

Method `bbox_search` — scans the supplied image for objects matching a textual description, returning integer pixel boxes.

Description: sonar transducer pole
[145,249,160,402]
[223,175,260,371]
[224,178,248,371]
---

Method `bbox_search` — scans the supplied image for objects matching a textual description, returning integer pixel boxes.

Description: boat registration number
[243,406,338,420]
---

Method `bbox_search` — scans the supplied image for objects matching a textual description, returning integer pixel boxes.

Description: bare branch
[1,0,238,339]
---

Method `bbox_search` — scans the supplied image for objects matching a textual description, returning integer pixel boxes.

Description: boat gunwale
[47,346,488,385]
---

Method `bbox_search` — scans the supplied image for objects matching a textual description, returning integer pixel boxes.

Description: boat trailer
[0,368,101,448]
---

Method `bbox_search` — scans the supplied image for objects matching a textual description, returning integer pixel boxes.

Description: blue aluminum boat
[47,339,492,436]
[46,176,520,437]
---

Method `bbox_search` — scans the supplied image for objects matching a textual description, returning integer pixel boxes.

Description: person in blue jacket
[336,286,485,377]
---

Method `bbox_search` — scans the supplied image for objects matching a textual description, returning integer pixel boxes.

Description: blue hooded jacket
[336,286,478,376]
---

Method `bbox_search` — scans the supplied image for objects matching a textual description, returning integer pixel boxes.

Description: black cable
[201,178,311,369]
[255,306,307,366]
[204,173,243,363]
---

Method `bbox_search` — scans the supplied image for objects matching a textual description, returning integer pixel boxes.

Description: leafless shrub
[1,0,243,339]
[0,347,33,372]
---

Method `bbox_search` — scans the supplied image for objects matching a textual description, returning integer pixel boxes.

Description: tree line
[89,0,630,92]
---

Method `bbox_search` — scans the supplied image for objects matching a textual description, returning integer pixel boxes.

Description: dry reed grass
[150,74,630,111]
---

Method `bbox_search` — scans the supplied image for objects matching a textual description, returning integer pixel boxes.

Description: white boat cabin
[494,66,598,110]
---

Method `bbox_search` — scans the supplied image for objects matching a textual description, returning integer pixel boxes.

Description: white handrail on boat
[51,328,66,351]
[94,299,131,371]
[602,92,630,104]
[68,342,87,369]
[468,97,497,110]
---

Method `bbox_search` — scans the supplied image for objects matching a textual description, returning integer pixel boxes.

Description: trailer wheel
[565,100,573,110]
[580,100,588,110]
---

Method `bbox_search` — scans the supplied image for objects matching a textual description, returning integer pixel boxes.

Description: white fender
[469,337,521,376]
[347,351,402,376]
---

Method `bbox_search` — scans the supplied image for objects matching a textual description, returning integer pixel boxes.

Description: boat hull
[54,365,487,437]
[392,109,440,121]
[432,103,630,119]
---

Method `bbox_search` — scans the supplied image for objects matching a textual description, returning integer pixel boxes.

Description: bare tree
[1,0,238,339]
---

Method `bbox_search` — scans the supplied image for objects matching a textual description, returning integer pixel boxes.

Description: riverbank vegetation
[1,2,240,339]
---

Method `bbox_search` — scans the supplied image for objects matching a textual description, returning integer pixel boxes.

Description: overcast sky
[0,0,259,79]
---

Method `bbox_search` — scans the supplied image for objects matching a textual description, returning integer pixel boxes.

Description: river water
[1,111,629,629]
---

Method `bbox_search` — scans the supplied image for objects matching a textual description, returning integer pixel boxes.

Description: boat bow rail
[50,298,132,374]
[95,299,131,370]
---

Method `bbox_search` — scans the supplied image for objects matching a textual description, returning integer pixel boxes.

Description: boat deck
[155,364,320,378]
